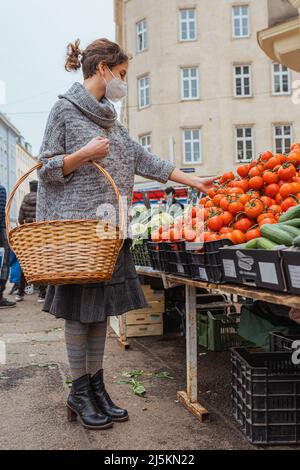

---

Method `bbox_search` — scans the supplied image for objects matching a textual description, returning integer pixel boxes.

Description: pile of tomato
[199,143,300,244]
[151,143,300,244]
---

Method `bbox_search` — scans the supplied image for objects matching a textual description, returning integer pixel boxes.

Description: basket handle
[5,160,126,246]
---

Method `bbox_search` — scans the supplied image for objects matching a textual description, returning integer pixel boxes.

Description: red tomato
[279,183,297,199]
[263,171,279,185]
[219,172,235,184]
[260,151,273,161]
[245,228,261,241]
[244,199,264,219]
[234,218,254,232]
[230,230,246,245]
[264,184,280,198]
[207,215,223,232]
[248,176,264,190]
[220,226,234,234]
[220,211,234,226]
[261,196,273,207]
[259,218,276,227]
[249,166,262,177]
[228,201,244,215]
[281,197,298,213]
[237,164,250,178]
[234,179,249,192]
[278,163,296,181]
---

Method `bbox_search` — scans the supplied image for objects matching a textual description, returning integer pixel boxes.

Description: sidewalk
[0,287,270,450]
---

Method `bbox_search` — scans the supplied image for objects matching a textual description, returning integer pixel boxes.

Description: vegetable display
[151,143,300,245]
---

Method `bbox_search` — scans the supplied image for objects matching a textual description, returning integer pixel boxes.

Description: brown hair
[65,38,130,79]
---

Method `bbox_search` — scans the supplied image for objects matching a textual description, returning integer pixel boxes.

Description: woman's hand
[169,168,218,195]
[81,137,110,161]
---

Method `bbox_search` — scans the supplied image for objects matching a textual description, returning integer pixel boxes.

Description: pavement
[0,285,298,451]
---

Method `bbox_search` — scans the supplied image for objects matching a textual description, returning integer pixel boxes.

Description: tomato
[229,187,244,196]
[265,156,282,170]
[228,201,244,215]
[261,196,273,207]
[260,151,273,161]
[293,182,300,193]
[264,184,280,198]
[248,176,264,190]
[207,215,223,232]
[268,205,282,216]
[207,233,220,242]
[234,179,249,192]
[276,193,283,204]
[200,197,208,205]
[169,229,181,241]
[230,230,246,245]
[291,143,300,152]
[257,212,274,224]
[263,171,279,185]
[207,188,217,199]
[151,232,161,242]
[279,183,297,198]
[244,199,264,219]
[220,211,234,226]
[259,218,276,227]
[278,163,296,181]
[237,164,250,178]
[239,193,251,205]
[277,154,288,164]
[220,226,234,234]
[161,231,170,241]
[184,229,196,242]
[205,200,215,208]
[234,217,254,232]
[213,194,224,206]
[249,166,262,177]
[220,172,235,184]
[247,190,261,198]
[245,228,261,241]
[281,197,298,213]
[220,196,231,211]
[287,151,300,165]
[203,232,212,242]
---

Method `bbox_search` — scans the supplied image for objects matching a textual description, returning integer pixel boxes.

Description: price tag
[222,259,236,278]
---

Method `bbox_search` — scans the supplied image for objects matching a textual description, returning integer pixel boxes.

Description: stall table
[115,266,300,422]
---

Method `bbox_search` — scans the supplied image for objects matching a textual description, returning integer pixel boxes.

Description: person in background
[0,183,16,308]
[16,180,46,302]
[163,186,184,213]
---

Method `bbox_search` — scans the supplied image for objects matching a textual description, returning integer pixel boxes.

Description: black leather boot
[90,369,129,422]
[66,374,113,430]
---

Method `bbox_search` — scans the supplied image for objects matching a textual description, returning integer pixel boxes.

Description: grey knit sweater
[36,82,176,236]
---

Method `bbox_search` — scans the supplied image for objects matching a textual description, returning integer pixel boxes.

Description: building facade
[0,112,19,223]
[16,137,37,216]
[115,0,300,186]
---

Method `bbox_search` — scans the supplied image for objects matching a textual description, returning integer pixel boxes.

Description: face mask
[104,68,127,102]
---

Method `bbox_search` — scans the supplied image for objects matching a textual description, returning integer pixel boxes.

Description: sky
[0,0,115,155]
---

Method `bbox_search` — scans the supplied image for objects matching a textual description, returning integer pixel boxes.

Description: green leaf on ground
[122,370,144,378]
[154,371,174,380]
[118,378,146,397]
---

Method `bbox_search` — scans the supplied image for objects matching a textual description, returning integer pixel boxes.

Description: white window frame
[235,127,254,162]
[232,5,250,38]
[181,67,200,100]
[272,63,291,96]
[139,133,151,153]
[234,65,252,97]
[273,124,293,154]
[179,9,197,42]
[138,76,150,109]
[137,19,148,53]
[183,129,202,164]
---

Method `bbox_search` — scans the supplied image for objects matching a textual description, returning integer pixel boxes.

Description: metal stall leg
[177,285,209,421]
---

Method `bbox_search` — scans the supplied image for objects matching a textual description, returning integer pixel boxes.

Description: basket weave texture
[5,161,125,285]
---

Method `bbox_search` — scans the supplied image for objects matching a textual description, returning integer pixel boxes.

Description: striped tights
[64,320,107,380]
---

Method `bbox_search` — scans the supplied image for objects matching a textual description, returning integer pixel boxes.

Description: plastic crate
[270,329,300,352]
[147,242,169,272]
[131,241,151,267]
[197,312,241,352]
[231,347,300,445]
[167,262,191,277]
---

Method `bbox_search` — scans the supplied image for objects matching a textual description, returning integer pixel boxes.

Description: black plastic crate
[147,242,168,272]
[163,241,186,252]
[206,265,225,283]
[168,262,191,277]
[270,329,300,352]
[231,347,300,445]
[204,238,233,253]
[164,250,189,264]
[131,241,151,267]
[188,251,206,266]
[190,264,209,282]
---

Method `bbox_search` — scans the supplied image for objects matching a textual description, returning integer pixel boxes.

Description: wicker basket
[5,161,125,285]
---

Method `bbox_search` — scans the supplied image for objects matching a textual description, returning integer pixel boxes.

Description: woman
[37,38,215,431]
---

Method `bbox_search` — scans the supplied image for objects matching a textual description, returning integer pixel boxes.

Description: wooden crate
[126,323,163,337]
[126,311,163,325]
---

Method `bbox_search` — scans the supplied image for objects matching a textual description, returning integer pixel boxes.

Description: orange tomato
[259,218,276,227]
[264,184,280,198]
[260,151,273,161]
[278,163,296,181]
[281,197,298,213]
[248,176,264,190]
[207,215,224,232]
[220,211,234,226]
[237,164,250,178]
[245,228,261,241]
[228,201,244,215]
[244,199,264,219]
[230,230,246,245]
[234,218,254,232]
[279,183,297,199]
[234,179,249,192]
[239,193,251,205]
[263,171,279,185]
[261,196,273,207]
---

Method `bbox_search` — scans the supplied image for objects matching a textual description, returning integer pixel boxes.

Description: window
[274,124,293,154]
[236,127,254,162]
[139,134,151,152]
[138,76,150,109]
[234,65,252,97]
[272,64,291,95]
[183,129,201,164]
[181,67,199,100]
[179,9,197,41]
[232,5,249,38]
[137,19,147,53]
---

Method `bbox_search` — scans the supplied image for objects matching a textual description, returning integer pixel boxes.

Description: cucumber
[279,218,300,228]
[293,235,300,247]
[245,239,258,249]
[260,224,294,246]
[255,238,279,250]
[278,225,300,238]
[279,205,300,223]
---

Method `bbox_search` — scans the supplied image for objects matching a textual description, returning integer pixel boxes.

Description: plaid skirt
[42,238,148,323]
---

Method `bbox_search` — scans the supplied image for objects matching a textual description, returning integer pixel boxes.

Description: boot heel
[67,406,77,422]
